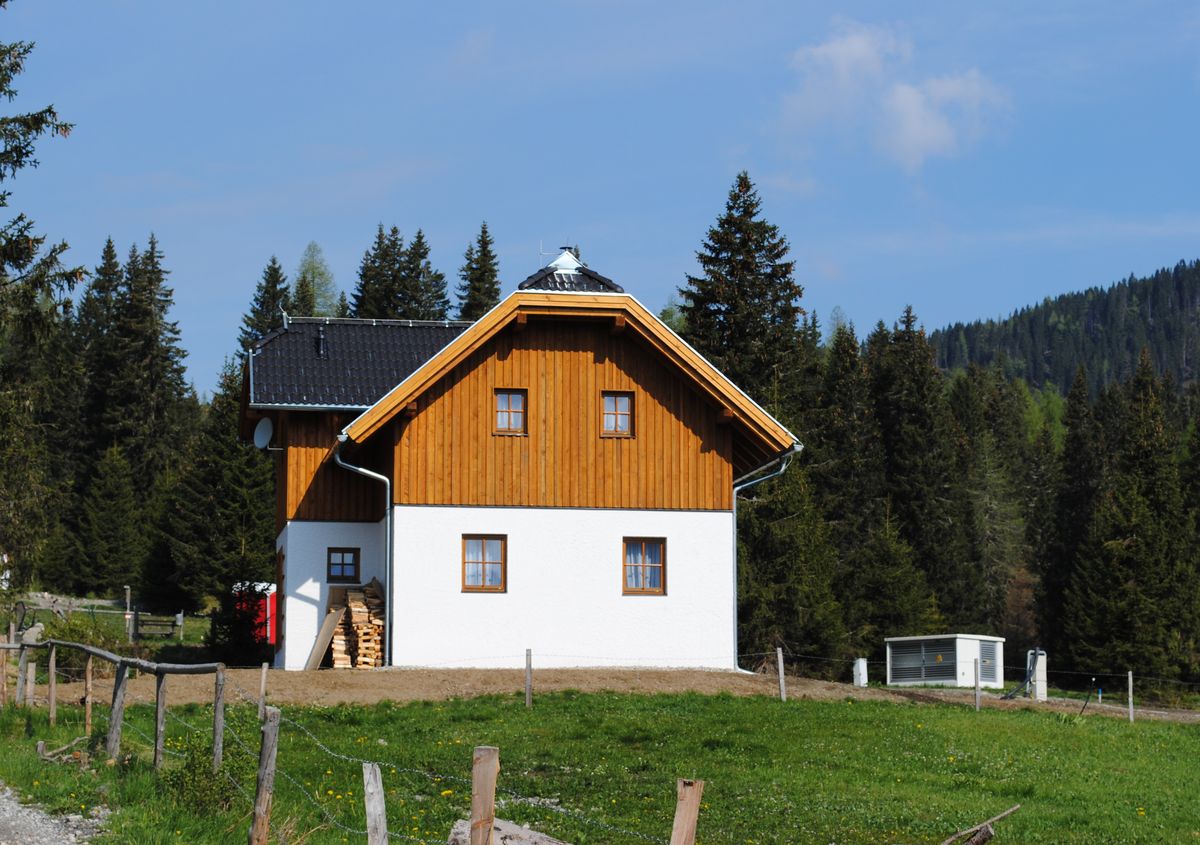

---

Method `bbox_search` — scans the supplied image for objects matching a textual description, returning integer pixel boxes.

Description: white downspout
[732,442,803,670]
[334,434,393,667]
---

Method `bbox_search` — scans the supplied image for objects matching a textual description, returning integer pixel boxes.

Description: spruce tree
[1062,352,1197,677]
[808,323,887,552]
[678,171,802,404]
[77,240,124,477]
[239,256,289,353]
[351,225,403,319]
[1037,368,1098,658]
[146,361,274,621]
[102,236,191,486]
[335,290,350,318]
[737,467,847,676]
[400,229,449,320]
[868,307,973,627]
[291,272,316,315]
[841,512,944,658]
[456,221,500,320]
[76,446,144,597]
[0,14,79,587]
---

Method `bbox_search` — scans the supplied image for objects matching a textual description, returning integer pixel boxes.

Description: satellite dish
[253,417,274,450]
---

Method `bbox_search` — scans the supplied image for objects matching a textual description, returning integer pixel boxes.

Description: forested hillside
[931,259,1200,394]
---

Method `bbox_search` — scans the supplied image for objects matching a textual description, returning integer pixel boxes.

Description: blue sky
[9,2,1200,397]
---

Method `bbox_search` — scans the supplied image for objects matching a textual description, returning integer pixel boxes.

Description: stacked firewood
[349,580,386,668]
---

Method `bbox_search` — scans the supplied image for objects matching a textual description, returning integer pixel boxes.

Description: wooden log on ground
[938,805,1021,845]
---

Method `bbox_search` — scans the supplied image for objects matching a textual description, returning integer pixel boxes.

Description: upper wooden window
[623,537,665,595]
[601,391,634,437]
[463,535,506,592]
[327,547,360,583]
[494,389,527,435]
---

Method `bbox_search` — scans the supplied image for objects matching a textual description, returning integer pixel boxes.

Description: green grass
[0,691,1196,844]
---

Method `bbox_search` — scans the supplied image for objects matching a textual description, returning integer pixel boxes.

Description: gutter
[333,435,393,667]
[731,442,804,670]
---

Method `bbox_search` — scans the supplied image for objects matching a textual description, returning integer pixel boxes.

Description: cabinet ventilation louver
[889,638,957,683]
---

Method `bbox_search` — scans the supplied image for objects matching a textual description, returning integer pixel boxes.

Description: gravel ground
[0,786,105,845]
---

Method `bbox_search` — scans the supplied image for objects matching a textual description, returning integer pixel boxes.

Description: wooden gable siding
[393,319,734,510]
[278,412,384,528]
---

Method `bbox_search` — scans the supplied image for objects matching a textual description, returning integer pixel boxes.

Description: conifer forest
[3,18,1199,682]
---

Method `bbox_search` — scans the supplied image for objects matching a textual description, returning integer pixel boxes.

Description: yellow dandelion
[440,789,453,797]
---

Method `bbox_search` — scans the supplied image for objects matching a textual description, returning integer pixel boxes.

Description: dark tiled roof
[248,317,470,408]
[517,265,624,293]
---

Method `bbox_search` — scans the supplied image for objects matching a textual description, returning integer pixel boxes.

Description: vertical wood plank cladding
[394,320,733,510]
[285,413,383,522]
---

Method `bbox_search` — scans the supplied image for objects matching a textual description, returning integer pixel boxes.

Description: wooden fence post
[48,644,57,726]
[84,655,94,735]
[248,706,281,845]
[15,646,27,708]
[669,778,705,845]
[258,662,268,721]
[107,661,129,759]
[24,661,35,707]
[363,762,388,844]
[1127,671,1134,724]
[776,647,786,702]
[525,649,532,709]
[154,671,168,770]
[213,665,226,774]
[974,658,981,713]
[470,746,500,845]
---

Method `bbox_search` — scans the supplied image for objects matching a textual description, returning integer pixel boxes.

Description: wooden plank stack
[327,579,386,669]
[349,580,386,668]
[330,610,355,669]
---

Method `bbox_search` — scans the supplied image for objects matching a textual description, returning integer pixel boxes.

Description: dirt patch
[57,667,908,710]
[51,667,1200,722]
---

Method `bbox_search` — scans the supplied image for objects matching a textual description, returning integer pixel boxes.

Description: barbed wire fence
[4,634,1200,843]
[219,674,679,844]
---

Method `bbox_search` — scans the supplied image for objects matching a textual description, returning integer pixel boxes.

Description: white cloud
[783,22,1009,171]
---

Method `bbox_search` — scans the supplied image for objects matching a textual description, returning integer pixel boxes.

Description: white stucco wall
[391,506,735,669]
[275,520,386,670]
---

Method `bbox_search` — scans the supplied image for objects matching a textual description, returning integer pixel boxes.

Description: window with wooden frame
[494,389,527,435]
[601,391,634,437]
[327,547,360,584]
[463,535,506,592]
[623,537,665,595]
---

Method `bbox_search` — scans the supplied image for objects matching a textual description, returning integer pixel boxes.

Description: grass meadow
[0,690,1196,844]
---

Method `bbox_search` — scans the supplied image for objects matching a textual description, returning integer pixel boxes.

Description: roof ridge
[284,316,473,327]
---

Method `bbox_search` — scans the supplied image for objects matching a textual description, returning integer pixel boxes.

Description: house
[241,250,800,670]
